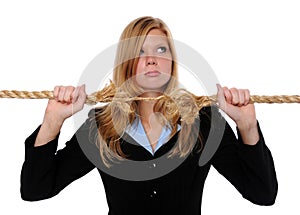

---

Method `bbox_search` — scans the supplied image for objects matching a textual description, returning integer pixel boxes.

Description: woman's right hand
[44,85,87,124]
[35,85,86,147]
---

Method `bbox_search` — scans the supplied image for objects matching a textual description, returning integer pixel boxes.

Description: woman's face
[135,29,172,93]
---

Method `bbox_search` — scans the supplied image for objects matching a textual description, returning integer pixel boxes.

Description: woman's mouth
[145,71,161,77]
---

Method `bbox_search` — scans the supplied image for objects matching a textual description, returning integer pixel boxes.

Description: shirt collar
[125,115,181,155]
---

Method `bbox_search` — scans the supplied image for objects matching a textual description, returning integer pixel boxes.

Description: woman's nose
[146,55,157,65]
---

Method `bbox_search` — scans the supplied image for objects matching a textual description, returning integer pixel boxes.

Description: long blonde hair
[92,16,202,166]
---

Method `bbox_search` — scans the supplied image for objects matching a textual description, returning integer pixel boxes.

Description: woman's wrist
[237,120,259,145]
[34,115,64,147]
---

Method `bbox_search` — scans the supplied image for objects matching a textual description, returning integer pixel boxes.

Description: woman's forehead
[143,29,168,46]
[147,28,166,36]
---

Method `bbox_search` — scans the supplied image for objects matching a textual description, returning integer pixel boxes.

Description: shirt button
[150,190,157,198]
[150,163,156,168]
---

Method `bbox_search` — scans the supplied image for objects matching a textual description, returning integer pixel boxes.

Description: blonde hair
[92,16,202,166]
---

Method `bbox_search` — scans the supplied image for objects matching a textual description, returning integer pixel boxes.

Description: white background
[0,0,299,214]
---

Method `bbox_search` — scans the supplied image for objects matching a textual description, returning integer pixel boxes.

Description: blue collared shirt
[125,116,181,155]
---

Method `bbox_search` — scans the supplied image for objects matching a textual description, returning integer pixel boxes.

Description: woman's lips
[145,71,161,77]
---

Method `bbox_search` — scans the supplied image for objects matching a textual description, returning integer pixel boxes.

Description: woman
[20,16,278,215]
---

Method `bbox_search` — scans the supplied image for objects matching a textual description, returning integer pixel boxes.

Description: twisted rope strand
[1,87,300,105]
[250,95,300,104]
[0,90,54,100]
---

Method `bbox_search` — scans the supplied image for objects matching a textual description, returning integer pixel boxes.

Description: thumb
[216,84,226,110]
[78,84,87,104]
[73,84,87,112]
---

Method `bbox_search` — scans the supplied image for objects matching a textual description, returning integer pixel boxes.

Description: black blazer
[20,106,278,215]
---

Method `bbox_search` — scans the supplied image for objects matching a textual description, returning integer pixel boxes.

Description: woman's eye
[157,46,167,54]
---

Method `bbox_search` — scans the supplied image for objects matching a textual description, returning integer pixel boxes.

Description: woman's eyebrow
[142,41,169,48]
[155,42,169,47]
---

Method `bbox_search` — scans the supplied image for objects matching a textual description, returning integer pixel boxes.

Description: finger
[244,89,250,105]
[223,87,232,104]
[238,89,245,106]
[63,86,75,104]
[71,86,80,104]
[57,86,65,102]
[230,88,239,105]
[53,86,61,100]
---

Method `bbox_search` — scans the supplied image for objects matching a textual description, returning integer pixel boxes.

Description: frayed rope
[1,83,300,108]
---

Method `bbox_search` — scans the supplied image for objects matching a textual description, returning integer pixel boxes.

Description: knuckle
[232,98,239,105]
[53,86,59,97]
[238,90,244,98]
[230,87,237,92]
[60,86,66,93]
[67,86,75,91]
[54,86,59,91]
[245,89,250,95]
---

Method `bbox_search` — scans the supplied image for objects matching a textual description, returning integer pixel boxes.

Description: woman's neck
[137,94,164,152]
[138,100,156,121]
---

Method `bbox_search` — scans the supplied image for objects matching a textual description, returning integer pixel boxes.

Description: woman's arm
[35,85,86,147]
[209,85,278,205]
[20,85,95,201]
[210,120,278,205]
[216,84,259,145]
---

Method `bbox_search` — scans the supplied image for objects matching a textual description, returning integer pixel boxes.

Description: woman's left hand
[216,84,259,145]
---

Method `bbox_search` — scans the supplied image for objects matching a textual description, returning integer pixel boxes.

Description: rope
[1,84,300,106]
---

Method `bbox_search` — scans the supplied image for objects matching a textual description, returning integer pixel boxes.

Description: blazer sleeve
[202,107,278,205]
[20,117,96,201]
